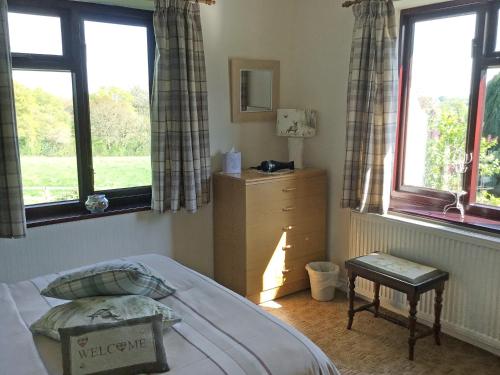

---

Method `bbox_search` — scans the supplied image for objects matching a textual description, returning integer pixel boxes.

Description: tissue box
[223,151,241,174]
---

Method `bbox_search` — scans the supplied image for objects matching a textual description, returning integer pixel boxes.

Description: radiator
[347,212,500,355]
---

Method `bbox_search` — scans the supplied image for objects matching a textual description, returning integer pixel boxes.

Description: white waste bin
[305,262,340,301]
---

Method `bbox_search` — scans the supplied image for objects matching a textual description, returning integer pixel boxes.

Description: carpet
[261,290,500,375]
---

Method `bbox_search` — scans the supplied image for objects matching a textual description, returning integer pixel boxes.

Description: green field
[21,156,151,205]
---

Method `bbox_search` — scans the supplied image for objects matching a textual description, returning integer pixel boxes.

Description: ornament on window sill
[443,153,473,220]
[85,194,109,214]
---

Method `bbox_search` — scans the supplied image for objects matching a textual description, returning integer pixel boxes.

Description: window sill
[389,207,500,235]
[27,203,151,228]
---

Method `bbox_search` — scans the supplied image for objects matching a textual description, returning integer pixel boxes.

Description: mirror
[230,58,280,122]
[240,69,273,112]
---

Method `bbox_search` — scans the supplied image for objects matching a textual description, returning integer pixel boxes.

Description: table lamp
[276,109,318,169]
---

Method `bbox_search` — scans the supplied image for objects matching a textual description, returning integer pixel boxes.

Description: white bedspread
[0,254,339,375]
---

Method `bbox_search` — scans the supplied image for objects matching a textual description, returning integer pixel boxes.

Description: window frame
[393,0,500,229]
[8,0,155,226]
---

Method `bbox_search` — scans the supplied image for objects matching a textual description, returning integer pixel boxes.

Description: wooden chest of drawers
[214,169,327,304]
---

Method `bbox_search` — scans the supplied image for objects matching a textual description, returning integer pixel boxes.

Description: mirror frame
[229,58,280,123]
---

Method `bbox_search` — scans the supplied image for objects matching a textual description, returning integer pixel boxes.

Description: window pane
[476,68,500,207]
[8,12,63,55]
[13,70,78,205]
[84,20,151,190]
[403,14,476,192]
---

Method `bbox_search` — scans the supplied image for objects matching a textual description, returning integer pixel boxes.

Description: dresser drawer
[246,229,325,270]
[283,230,325,261]
[246,194,325,225]
[246,175,326,207]
[246,252,324,295]
[246,213,325,254]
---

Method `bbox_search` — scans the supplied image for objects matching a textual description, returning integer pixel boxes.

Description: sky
[409,10,500,95]
[410,14,476,100]
[8,12,149,99]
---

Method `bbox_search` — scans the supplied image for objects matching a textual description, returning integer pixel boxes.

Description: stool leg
[408,296,419,361]
[373,282,380,318]
[434,284,444,346]
[347,273,357,330]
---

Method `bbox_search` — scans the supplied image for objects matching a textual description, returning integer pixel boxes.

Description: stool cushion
[350,253,441,284]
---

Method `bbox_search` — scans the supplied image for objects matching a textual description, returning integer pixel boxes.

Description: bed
[0,254,339,375]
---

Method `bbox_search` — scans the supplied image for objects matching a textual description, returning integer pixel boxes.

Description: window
[402,14,476,191]
[8,12,63,55]
[8,0,154,225]
[85,20,152,191]
[395,1,500,228]
[13,70,79,205]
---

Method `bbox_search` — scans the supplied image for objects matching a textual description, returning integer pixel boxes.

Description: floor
[260,290,500,375]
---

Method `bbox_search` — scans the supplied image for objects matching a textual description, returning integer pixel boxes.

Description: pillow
[41,260,175,300]
[30,295,181,341]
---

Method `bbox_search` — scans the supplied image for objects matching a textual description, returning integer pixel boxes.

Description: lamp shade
[276,109,317,138]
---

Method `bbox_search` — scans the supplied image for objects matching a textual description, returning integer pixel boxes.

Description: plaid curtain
[151,0,211,213]
[341,0,398,214]
[0,0,26,238]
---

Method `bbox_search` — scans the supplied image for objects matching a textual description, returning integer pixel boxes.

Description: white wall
[289,0,353,273]
[0,0,292,283]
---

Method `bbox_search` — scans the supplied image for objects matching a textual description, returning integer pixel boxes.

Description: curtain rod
[190,0,216,4]
[342,0,362,6]
[151,0,216,4]
[342,0,395,7]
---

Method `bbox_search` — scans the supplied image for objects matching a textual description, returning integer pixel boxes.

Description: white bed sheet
[1,254,339,375]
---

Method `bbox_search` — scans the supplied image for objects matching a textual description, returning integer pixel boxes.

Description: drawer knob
[282,187,297,192]
[282,269,291,274]
[282,245,292,250]
[282,206,295,212]
[282,225,294,231]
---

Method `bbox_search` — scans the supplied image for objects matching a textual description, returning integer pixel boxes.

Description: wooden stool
[345,253,449,361]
